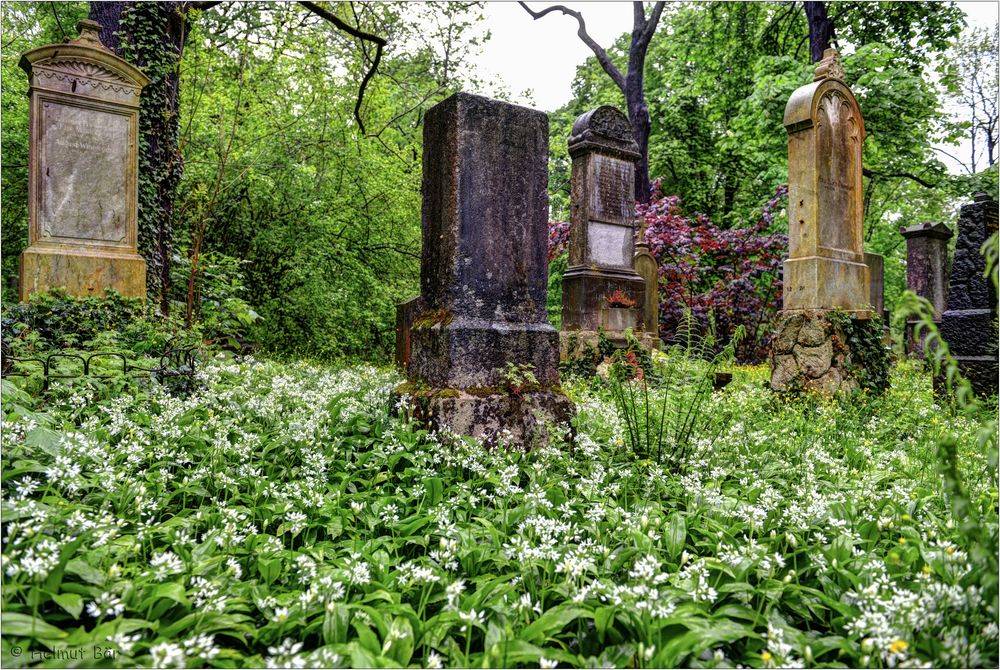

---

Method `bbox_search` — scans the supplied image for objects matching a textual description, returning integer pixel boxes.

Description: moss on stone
[412,309,453,330]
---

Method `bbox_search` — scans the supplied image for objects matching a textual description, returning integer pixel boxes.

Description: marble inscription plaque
[40,101,128,245]
[589,154,632,223]
[588,222,630,268]
[816,92,859,253]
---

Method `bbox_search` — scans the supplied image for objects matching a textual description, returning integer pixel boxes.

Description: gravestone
[18,20,149,301]
[864,252,885,317]
[560,106,655,358]
[402,92,573,445]
[395,295,424,369]
[900,221,953,354]
[770,49,884,394]
[938,193,998,396]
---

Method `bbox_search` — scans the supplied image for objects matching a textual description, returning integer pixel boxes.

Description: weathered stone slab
[781,48,868,313]
[18,20,149,301]
[395,295,424,369]
[561,106,648,348]
[937,193,998,396]
[864,252,884,316]
[405,92,573,444]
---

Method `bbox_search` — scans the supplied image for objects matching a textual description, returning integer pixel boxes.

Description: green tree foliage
[173,2,486,360]
[551,2,979,315]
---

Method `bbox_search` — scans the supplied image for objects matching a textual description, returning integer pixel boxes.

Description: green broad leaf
[2,613,68,640]
[493,639,578,665]
[658,619,756,667]
[520,605,589,644]
[65,559,105,586]
[352,621,381,658]
[24,426,62,457]
[51,593,83,619]
[424,477,444,506]
[143,582,189,609]
[383,617,414,666]
[323,603,351,645]
[44,536,87,595]
[258,557,281,585]
[666,513,687,557]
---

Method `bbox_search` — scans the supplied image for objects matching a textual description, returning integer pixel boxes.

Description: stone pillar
[560,106,654,358]
[864,252,885,317]
[633,220,660,346]
[404,92,573,445]
[18,20,149,301]
[770,49,885,394]
[900,221,953,354]
[938,193,998,396]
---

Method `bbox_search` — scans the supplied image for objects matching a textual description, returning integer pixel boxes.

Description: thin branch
[518,1,626,92]
[862,166,939,189]
[640,1,666,45]
[299,1,386,134]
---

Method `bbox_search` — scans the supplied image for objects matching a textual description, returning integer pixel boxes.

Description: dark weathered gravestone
[18,20,149,301]
[938,193,998,396]
[560,106,655,358]
[900,221,953,354]
[403,92,573,444]
[394,295,424,369]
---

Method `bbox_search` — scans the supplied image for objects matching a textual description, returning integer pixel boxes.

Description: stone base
[20,246,146,301]
[783,256,869,312]
[559,329,659,362]
[769,310,888,394]
[410,315,560,388]
[562,268,647,331]
[404,388,575,448]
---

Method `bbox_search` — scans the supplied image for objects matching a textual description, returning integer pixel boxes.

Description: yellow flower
[945,545,955,555]
[888,639,908,655]
[898,537,907,545]
[760,651,773,663]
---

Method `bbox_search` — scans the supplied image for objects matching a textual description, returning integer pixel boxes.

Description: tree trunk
[803,1,835,62]
[626,72,652,203]
[88,2,194,314]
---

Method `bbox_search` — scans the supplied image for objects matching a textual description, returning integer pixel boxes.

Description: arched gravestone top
[20,20,150,104]
[568,106,640,160]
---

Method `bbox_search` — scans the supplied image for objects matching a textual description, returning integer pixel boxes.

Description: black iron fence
[1,338,199,390]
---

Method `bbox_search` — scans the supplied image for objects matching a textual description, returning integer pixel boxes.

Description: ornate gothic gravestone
[560,106,655,358]
[770,49,884,393]
[403,92,574,445]
[937,193,998,396]
[900,221,953,354]
[18,20,149,301]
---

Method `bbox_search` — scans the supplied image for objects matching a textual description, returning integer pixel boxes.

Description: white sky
[468,1,998,174]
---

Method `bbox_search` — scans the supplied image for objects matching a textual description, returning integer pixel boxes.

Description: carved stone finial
[568,106,640,160]
[73,19,110,51]
[813,47,845,82]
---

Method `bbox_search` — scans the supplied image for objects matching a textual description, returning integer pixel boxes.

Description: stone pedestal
[937,193,998,397]
[560,106,652,357]
[770,49,883,394]
[403,92,573,445]
[900,221,953,354]
[18,20,149,301]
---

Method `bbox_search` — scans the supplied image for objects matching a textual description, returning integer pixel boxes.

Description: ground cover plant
[2,347,997,668]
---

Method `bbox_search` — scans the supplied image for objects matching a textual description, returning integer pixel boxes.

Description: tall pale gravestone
[560,106,656,358]
[401,92,573,445]
[937,193,998,396]
[770,49,881,393]
[19,20,149,301]
[900,221,953,354]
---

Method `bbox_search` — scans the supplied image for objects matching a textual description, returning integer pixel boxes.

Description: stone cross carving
[782,47,869,313]
[938,193,998,396]
[404,92,573,444]
[18,19,149,301]
[900,221,953,354]
[560,106,654,355]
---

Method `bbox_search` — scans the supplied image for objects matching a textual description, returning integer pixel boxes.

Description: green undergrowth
[1,355,996,668]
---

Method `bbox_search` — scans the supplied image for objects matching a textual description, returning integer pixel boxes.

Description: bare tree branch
[518,1,626,92]
[862,166,939,188]
[299,1,386,135]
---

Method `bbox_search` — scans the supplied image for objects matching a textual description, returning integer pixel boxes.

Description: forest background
[1,1,997,361]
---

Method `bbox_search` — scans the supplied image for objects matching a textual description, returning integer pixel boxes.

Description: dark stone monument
[900,221,953,354]
[402,92,574,445]
[938,193,998,396]
[560,106,655,358]
[864,252,885,317]
[395,295,424,369]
